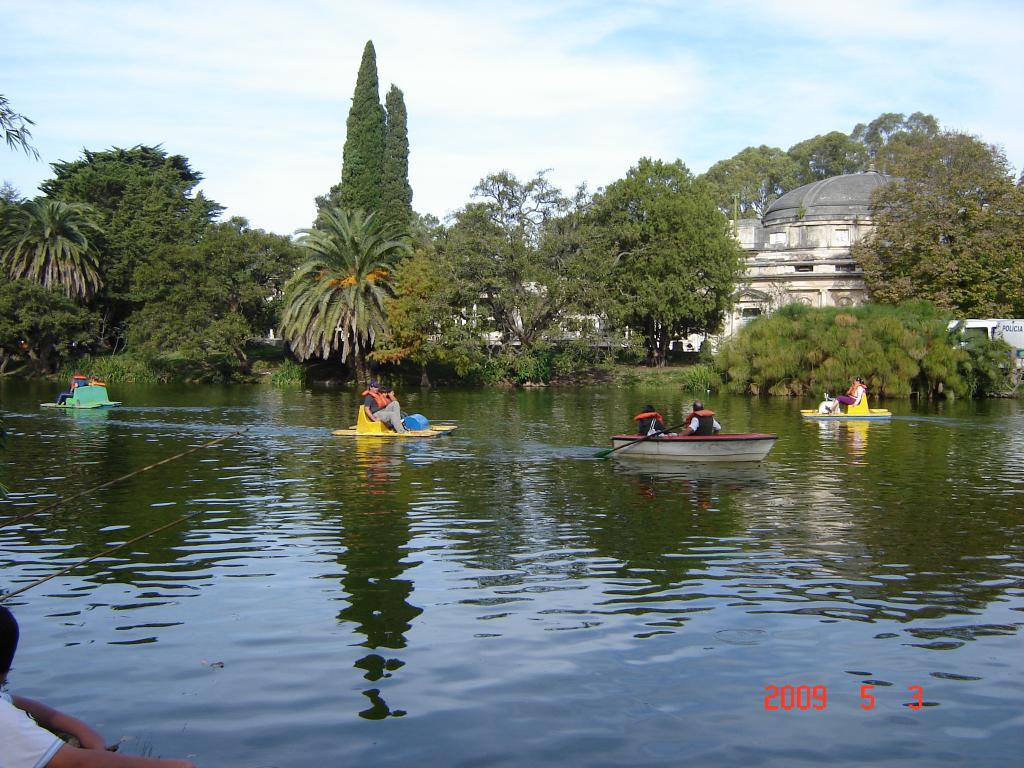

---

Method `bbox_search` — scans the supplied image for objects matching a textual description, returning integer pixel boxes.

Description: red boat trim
[611,433,777,442]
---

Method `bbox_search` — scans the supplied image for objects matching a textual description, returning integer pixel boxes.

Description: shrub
[269,359,306,387]
[717,301,977,398]
[677,363,722,393]
[58,354,165,384]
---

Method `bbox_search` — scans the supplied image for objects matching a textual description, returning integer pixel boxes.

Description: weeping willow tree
[716,301,1008,398]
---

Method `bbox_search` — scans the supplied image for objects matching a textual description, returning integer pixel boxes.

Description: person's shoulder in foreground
[1,605,197,768]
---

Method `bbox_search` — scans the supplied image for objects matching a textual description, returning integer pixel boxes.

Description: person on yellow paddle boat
[829,376,867,415]
[362,380,406,433]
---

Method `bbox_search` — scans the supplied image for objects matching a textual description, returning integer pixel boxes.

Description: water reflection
[335,441,422,719]
[612,458,769,509]
[0,385,1021,767]
[811,418,881,463]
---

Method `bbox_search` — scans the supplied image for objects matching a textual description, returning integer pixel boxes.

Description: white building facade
[724,170,892,337]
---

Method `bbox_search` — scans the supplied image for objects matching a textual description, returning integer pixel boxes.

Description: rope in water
[0,428,247,601]
[0,429,246,530]
[1,511,201,602]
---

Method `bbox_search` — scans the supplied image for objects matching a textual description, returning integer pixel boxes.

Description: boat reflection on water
[338,440,421,719]
[812,418,882,463]
[611,457,770,507]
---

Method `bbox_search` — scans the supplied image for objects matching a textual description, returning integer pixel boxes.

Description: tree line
[2,42,1023,391]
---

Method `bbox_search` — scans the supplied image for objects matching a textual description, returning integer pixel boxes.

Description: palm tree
[281,207,410,383]
[1,198,102,301]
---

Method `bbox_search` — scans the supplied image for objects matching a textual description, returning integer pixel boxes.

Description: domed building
[723,170,892,336]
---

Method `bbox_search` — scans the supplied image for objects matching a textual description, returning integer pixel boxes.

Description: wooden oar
[594,422,688,459]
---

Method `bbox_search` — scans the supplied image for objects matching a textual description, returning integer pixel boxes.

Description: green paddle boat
[41,381,121,409]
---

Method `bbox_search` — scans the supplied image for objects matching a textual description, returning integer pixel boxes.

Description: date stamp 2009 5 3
[763,684,925,711]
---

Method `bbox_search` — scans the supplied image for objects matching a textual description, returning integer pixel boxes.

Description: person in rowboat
[362,380,406,433]
[634,405,666,436]
[1,606,196,768]
[681,400,721,436]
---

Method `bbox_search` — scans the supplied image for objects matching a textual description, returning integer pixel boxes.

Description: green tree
[854,131,1024,316]
[0,198,103,301]
[339,41,387,214]
[382,85,413,226]
[590,158,744,366]
[699,145,800,218]
[128,217,302,379]
[281,207,410,383]
[40,145,222,346]
[851,111,940,173]
[0,94,39,159]
[444,171,610,357]
[787,131,868,185]
[0,280,98,373]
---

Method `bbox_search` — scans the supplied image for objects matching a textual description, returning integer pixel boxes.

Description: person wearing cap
[633,404,666,436]
[681,400,721,436]
[361,380,406,433]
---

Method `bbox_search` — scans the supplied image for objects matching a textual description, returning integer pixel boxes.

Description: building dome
[763,170,892,225]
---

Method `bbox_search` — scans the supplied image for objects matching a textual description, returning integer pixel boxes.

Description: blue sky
[2,0,1021,235]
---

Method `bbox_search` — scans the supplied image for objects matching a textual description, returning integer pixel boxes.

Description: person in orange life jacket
[362,380,406,432]
[634,404,666,436]
[681,400,721,436]
[834,376,867,409]
[1,606,196,768]
[56,372,89,405]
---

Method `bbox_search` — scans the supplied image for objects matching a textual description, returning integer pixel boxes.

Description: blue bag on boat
[403,413,430,431]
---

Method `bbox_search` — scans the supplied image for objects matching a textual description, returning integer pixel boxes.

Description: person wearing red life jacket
[362,380,406,433]
[681,400,721,436]
[634,404,666,436]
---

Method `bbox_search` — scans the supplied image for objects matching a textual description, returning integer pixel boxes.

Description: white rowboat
[609,433,777,462]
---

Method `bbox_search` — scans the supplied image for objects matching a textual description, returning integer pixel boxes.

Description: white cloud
[2,0,1021,234]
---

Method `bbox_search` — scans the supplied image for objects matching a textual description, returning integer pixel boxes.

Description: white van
[949,318,1024,385]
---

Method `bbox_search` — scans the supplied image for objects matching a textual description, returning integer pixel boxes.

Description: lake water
[1,382,1022,767]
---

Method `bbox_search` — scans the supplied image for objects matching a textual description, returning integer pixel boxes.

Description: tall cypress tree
[382,85,413,225]
[339,41,386,214]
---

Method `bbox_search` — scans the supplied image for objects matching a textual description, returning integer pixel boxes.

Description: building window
[794,264,813,272]
[835,263,856,272]
[769,231,786,246]
[834,228,850,246]
[837,296,854,307]
[740,307,762,318]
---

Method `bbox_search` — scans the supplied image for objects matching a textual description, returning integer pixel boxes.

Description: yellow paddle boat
[801,392,891,420]
[332,405,457,438]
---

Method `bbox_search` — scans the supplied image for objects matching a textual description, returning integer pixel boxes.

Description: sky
[2,0,1022,236]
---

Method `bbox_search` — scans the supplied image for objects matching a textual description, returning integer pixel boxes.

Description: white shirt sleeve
[0,693,64,768]
[688,417,699,432]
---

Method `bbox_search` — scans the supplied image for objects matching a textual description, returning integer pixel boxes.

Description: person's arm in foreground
[13,696,196,768]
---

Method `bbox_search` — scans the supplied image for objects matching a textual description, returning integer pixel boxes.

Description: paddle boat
[800,392,891,420]
[607,432,777,462]
[332,405,457,438]
[41,379,121,409]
